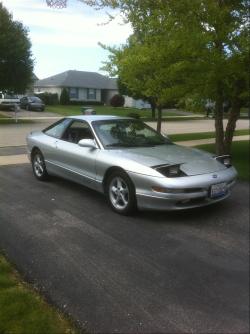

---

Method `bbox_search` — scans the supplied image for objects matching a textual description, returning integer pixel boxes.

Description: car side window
[44,118,72,139]
[62,120,94,144]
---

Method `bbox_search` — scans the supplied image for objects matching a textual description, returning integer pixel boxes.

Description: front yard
[45,105,202,120]
[195,140,249,181]
[0,255,78,334]
[169,129,249,142]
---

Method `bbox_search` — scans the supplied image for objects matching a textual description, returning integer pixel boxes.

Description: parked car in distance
[26,116,237,215]
[20,96,45,111]
[0,92,20,110]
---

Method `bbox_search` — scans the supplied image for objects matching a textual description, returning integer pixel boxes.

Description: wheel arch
[102,166,128,192]
[31,146,41,160]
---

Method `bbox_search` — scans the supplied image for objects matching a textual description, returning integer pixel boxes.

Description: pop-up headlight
[215,155,232,168]
[152,164,186,177]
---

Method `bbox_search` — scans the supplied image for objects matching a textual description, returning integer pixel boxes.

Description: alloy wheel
[109,176,129,210]
[33,153,44,177]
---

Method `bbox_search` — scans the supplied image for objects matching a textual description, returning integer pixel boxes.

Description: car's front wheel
[106,171,137,215]
[32,150,49,181]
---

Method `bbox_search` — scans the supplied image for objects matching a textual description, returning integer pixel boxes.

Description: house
[34,70,151,109]
[34,70,118,105]
[124,96,151,109]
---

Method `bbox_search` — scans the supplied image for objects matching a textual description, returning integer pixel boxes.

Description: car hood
[112,144,226,176]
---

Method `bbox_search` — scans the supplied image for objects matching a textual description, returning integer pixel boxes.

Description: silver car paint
[26,115,237,210]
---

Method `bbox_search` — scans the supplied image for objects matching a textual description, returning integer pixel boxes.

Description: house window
[87,88,96,100]
[69,87,79,99]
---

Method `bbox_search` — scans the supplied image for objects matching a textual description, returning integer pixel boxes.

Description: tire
[106,170,137,215]
[32,149,49,181]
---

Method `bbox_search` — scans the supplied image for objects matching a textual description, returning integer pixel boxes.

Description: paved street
[0,164,249,333]
[0,118,249,147]
[148,118,249,135]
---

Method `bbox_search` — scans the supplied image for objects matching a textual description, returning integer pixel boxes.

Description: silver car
[26,115,237,214]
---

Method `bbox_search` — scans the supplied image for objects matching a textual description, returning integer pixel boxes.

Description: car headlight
[152,164,186,177]
[215,155,232,168]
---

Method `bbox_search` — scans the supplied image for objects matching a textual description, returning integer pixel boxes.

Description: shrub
[60,88,70,105]
[127,112,140,119]
[68,100,104,106]
[35,92,58,105]
[183,96,205,113]
[110,94,125,107]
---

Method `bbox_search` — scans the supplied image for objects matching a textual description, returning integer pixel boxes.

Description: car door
[42,118,73,171]
[51,120,100,190]
[20,97,27,108]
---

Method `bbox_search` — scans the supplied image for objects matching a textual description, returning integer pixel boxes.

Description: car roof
[68,115,132,122]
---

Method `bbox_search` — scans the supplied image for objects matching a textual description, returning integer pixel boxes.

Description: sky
[2,0,132,79]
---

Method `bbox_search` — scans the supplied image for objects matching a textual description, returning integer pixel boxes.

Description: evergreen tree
[60,88,70,105]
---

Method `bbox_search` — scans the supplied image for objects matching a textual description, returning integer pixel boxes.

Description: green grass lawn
[0,111,32,124]
[195,141,249,181]
[0,112,10,118]
[45,105,202,121]
[169,129,249,142]
[0,118,34,124]
[0,255,78,334]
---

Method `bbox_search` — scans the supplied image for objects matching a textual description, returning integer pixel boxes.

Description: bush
[110,94,125,107]
[183,96,205,113]
[68,100,104,106]
[35,92,58,105]
[60,88,70,105]
[127,112,140,119]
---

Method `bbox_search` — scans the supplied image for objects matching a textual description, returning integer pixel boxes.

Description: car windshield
[92,119,171,148]
[29,97,42,102]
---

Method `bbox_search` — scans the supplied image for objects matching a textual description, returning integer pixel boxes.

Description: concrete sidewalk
[0,119,249,148]
[177,135,249,147]
[0,135,248,166]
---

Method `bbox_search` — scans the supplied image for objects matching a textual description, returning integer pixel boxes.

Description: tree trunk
[151,102,156,119]
[214,84,225,155]
[224,97,241,154]
[157,107,162,133]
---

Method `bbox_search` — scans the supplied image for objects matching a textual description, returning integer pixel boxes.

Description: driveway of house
[0,164,248,333]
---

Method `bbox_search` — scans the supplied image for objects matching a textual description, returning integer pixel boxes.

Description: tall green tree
[80,0,249,154]
[0,3,33,93]
[60,87,70,105]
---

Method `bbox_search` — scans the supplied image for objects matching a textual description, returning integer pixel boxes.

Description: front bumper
[128,167,237,211]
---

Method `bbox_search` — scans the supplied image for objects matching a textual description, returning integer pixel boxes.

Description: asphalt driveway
[0,164,249,333]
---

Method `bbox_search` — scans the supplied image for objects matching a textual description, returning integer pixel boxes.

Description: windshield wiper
[105,143,134,147]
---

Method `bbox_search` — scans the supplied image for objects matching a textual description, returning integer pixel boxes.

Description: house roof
[34,70,117,90]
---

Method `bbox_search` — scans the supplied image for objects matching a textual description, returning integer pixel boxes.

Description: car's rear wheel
[32,150,49,181]
[106,171,137,215]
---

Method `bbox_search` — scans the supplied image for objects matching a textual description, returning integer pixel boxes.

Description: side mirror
[78,139,97,149]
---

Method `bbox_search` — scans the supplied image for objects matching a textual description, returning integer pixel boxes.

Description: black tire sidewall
[106,171,137,215]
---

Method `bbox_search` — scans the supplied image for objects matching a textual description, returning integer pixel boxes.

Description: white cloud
[2,0,131,47]
[1,0,131,77]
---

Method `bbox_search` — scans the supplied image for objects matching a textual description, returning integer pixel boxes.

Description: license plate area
[210,182,227,198]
